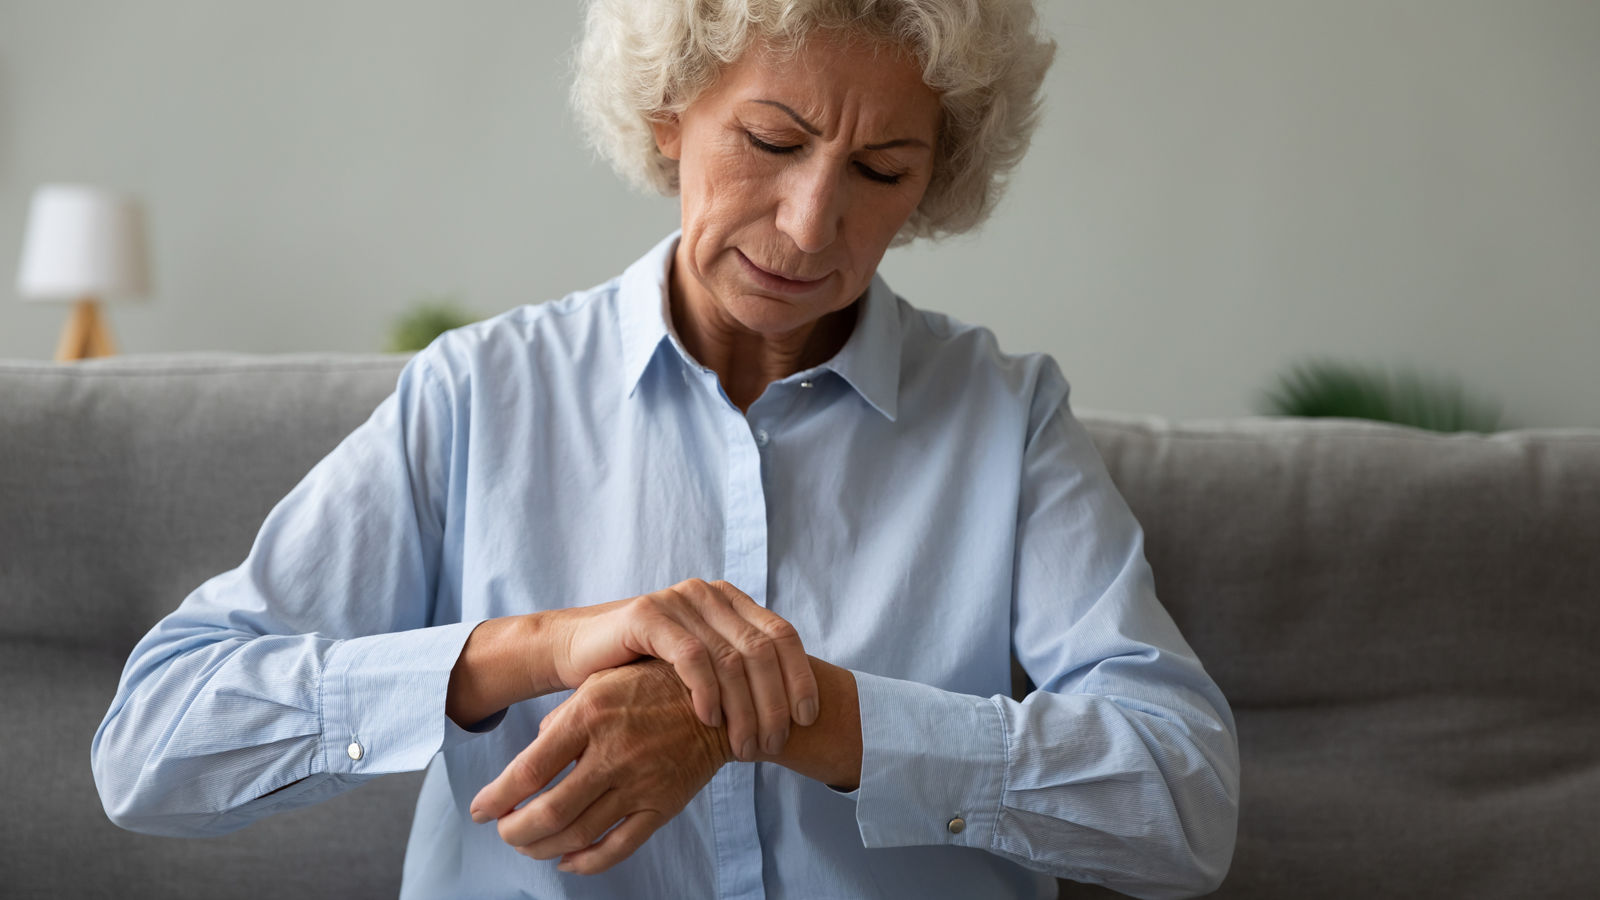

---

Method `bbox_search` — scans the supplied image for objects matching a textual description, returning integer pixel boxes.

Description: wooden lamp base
[55,298,118,362]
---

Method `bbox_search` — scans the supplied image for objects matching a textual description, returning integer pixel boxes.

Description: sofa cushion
[0,637,424,897]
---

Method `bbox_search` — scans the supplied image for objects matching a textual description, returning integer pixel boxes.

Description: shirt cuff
[320,620,495,774]
[850,669,1008,851]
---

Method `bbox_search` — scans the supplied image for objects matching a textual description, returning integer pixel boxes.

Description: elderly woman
[93,1,1238,897]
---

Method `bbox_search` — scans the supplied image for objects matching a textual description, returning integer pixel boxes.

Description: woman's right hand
[547,579,818,761]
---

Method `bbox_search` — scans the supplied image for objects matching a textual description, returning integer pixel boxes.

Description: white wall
[3,1,1597,426]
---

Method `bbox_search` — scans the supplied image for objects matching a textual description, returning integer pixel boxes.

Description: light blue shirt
[93,233,1238,899]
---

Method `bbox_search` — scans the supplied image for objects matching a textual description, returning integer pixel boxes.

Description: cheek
[684,149,774,235]
[843,193,917,259]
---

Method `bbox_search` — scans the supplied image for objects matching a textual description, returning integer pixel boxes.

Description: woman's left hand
[469,659,730,873]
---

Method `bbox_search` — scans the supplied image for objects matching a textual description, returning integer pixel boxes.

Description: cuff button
[347,740,364,761]
[947,816,966,835]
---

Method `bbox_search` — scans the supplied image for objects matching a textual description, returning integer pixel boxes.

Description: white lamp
[16,184,152,361]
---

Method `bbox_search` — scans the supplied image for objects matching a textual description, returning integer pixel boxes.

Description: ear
[650,113,683,161]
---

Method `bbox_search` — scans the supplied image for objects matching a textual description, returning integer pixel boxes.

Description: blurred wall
[2,0,1596,426]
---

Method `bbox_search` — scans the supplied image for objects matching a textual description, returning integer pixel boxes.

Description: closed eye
[854,162,903,185]
[747,133,799,155]
[749,131,905,185]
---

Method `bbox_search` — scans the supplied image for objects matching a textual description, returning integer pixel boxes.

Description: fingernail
[470,807,488,824]
[740,737,757,760]
[764,731,786,756]
[557,858,575,873]
[798,698,817,726]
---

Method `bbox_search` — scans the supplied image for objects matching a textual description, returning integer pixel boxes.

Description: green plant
[385,296,480,352]
[1259,359,1501,433]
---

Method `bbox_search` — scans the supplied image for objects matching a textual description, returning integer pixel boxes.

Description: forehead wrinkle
[731,39,938,154]
[743,92,933,154]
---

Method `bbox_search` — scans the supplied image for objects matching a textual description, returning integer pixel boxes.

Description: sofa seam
[0,360,409,379]
[1084,419,1600,447]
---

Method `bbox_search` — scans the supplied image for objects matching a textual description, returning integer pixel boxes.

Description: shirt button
[947,816,966,835]
[799,380,814,389]
[347,740,364,761]
[754,428,770,447]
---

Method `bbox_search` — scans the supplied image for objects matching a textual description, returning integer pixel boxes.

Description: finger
[720,585,819,728]
[516,788,627,860]
[497,755,611,848]
[648,584,760,760]
[710,581,814,743]
[699,593,792,757]
[628,602,723,729]
[558,810,668,876]
[470,707,587,824]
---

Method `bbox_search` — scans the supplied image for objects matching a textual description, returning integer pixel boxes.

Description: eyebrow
[751,99,931,151]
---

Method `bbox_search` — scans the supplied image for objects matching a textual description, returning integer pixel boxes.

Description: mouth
[736,250,831,294]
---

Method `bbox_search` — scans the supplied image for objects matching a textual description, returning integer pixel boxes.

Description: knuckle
[570,693,606,727]
[526,802,565,836]
[497,817,525,846]
[509,754,543,788]
[711,643,745,674]
[637,592,670,618]
[673,637,710,669]
[737,630,775,657]
[762,617,800,644]
[672,631,705,655]
[570,818,608,850]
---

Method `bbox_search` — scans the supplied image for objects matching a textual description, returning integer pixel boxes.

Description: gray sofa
[3,353,1597,899]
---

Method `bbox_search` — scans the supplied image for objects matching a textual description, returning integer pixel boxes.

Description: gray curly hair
[571,0,1056,243]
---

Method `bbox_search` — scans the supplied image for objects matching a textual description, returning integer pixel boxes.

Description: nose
[775,160,845,255]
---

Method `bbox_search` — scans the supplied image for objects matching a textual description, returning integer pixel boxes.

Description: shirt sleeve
[850,365,1240,899]
[91,350,503,838]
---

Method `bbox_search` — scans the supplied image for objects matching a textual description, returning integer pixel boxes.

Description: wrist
[519,610,574,696]
[445,613,563,727]
[753,656,861,790]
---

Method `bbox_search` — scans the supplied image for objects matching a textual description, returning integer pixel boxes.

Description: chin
[724,292,829,337]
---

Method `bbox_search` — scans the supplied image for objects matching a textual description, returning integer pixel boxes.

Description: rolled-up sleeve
[849,364,1240,900]
[91,350,501,837]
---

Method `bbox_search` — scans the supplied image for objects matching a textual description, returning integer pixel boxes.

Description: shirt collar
[818,270,900,421]
[616,231,902,421]
[616,232,680,399]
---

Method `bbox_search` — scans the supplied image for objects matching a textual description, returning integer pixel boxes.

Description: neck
[668,264,859,414]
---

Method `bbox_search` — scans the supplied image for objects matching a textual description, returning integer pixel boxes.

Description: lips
[736,250,830,292]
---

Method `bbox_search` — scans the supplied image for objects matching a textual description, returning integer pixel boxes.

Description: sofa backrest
[4,355,1597,898]
[1079,412,1600,898]
[1,354,418,899]
[2,353,410,651]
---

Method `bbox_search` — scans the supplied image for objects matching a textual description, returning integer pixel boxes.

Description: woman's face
[652,35,941,340]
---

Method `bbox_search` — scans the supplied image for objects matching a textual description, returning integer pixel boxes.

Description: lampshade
[16,184,151,303]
